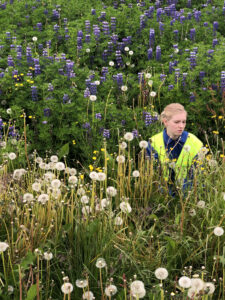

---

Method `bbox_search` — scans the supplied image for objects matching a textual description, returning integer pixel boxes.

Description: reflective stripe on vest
[150,132,203,182]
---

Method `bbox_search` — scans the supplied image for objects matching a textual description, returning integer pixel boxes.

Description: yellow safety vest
[150,132,203,183]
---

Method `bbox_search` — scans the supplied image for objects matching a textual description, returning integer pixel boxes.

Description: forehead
[170,112,187,121]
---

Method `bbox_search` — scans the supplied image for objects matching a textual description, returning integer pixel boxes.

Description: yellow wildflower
[218,116,223,119]
[212,131,219,134]
[220,154,224,158]
[80,174,84,180]
[92,157,96,160]
[211,115,216,118]
[101,148,105,152]
[89,165,94,171]
[29,116,32,119]
[72,140,76,145]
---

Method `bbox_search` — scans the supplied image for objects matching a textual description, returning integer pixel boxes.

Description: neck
[166,130,181,141]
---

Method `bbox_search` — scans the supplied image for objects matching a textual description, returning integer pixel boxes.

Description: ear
[162,118,167,127]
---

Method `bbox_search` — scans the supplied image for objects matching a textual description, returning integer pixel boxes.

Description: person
[146,103,203,194]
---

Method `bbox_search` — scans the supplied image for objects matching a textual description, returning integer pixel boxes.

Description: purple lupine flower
[63,94,71,104]
[220,71,225,92]
[111,17,116,32]
[37,22,42,31]
[147,48,153,60]
[95,113,102,120]
[44,108,51,117]
[102,21,110,35]
[160,74,166,82]
[31,86,38,101]
[84,88,90,98]
[34,64,41,75]
[173,29,179,40]
[213,21,218,32]
[194,10,201,22]
[169,61,174,74]
[187,0,192,8]
[26,47,33,65]
[91,8,96,15]
[143,112,154,126]
[111,34,118,45]
[85,34,91,43]
[159,22,165,35]
[6,32,11,40]
[168,84,174,91]
[203,22,208,27]
[199,71,205,83]
[0,72,4,78]
[189,92,195,102]
[189,28,196,40]
[156,46,161,61]
[138,73,144,85]
[174,68,180,83]
[85,20,91,33]
[7,55,14,67]
[48,83,54,91]
[190,52,197,69]
[149,28,155,47]
[90,83,97,95]
[102,67,108,77]
[121,120,126,126]
[99,11,106,21]
[52,9,60,20]
[132,129,138,138]
[102,50,108,62]
[53,24,60,32]
[83,122,91,130]
[156,8,163,22]
[116,73,123,87]
[115,50,123,67]
[182,73,188,87]
[212,39,218,48]
[140,15,147,30]
[93,25,100,41]
[103,129,110,139]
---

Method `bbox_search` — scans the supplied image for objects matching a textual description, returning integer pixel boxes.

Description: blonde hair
[160,103,187,121]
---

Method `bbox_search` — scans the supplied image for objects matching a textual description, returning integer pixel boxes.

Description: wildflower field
[0,0,225,299]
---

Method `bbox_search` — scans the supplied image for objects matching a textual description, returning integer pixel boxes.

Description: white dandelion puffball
[51,188,61,199]
[8,285,14,294]
[106,186,117,197]
[89,95,97,102]
[95,80,100,85]
[109,61,114,66]
[116,155,125,163]
[208,159,217,167]
[213,226,224,236]
[150,91,156,97]
[96,258,107,268]
[100,198,110,209]
[155,267,169,280]
[77,187,86,196]
[68,176,78,185]
[76,279,88,288]
[190,278,204,292]
[97,172,106,181]
[0,242,9,252]
[6,108,12,114]
[8,152,16,160]
[69,168,77,176]
[35,157,43,164]
[187,287,198,299]
[132,170,140,178]
[44,172,55,181]
[129,50,133,55]
[61,282,73,294]
[43,252,53,261]
[130,280,146,299]
[124,46,129,51]
[148,80,153,87]
[189,208,196,217]
[55,162,65,171]
[178,276,192,288]
[204,282,215,295]
[139,140,148,149]
[82,206,92,215]
[121,85,128,92]
[51,179,61,189]
[114,216,123,226]
[32,182,41,192]
[38,194,49,204]
[183,145,191,152]
[89,171,98,180]
[222,192,225,200]
[145,73,152,78]
[23,193,34,203]
[124,132,134,141]
[86,48,90,53]
[50,155,58,163]
[81,195,89,204]
[119,141,127,149]
[105,284,118,297]
[197,200,205,208]
[39,162,47,170]
[32,36,37,42]
[13,169,24,180]
[82,291,94,300]
[120,201,132,213]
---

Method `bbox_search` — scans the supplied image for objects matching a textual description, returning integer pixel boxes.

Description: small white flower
[121,85,128,91]
[32,182,41,192]
[139,140,148,149]
[86,48,90,53]
[132,170,140,177]
[197,200,205,208]
[82,205,92,215]
[124,46,129,51]
[8,152,16,160]
[119,141,127,149]
[97,172,106,181]
[82,291,94,300]
[23,193,34,203]
[178,276,191,288]
[190,278,204,292]
[174,48,179,53]
[7,108,12,115]
[0,242,9,252]
[189,208,196,217]
[150,91,156,97]
[81,195,89,204]
[51,179,61,189]
[61,282,73,294]
[130,280,146,299]
[114,216,123,225]
[129,50,133,55]
[124,132,134,141]
[76,279,88,288]
[89,171,98,180]
[96,258,107,268]
[148,80,153,87]
[106,186,117,197]
[120,201,132,213]
[43,252,53,260]
[213,226,224,236]
[95,80,100,85]
[50,155,58,163]
[38,194,49,204]
[183,145,191,152]
[155,267,169,280]
[68,176,78,185]
[105,284,118,297]
[109,61,114,66]
[89,95,97,102]
[32,36,38,42]
[116,155,125,163]
[55,162,65,171]
[145,73,152,79]
[204,282,215,295]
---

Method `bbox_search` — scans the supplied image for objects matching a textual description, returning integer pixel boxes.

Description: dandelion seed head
[61,282,73,294]
[213,226,224,236]
[96,258,107,268]
[155,267,169,280]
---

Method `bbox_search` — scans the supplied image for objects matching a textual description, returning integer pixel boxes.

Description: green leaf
[25,284,37,300]
[58,143,69,159]
[20,251,36,269]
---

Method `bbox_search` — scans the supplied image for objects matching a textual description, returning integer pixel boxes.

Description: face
[163,112,187,140]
